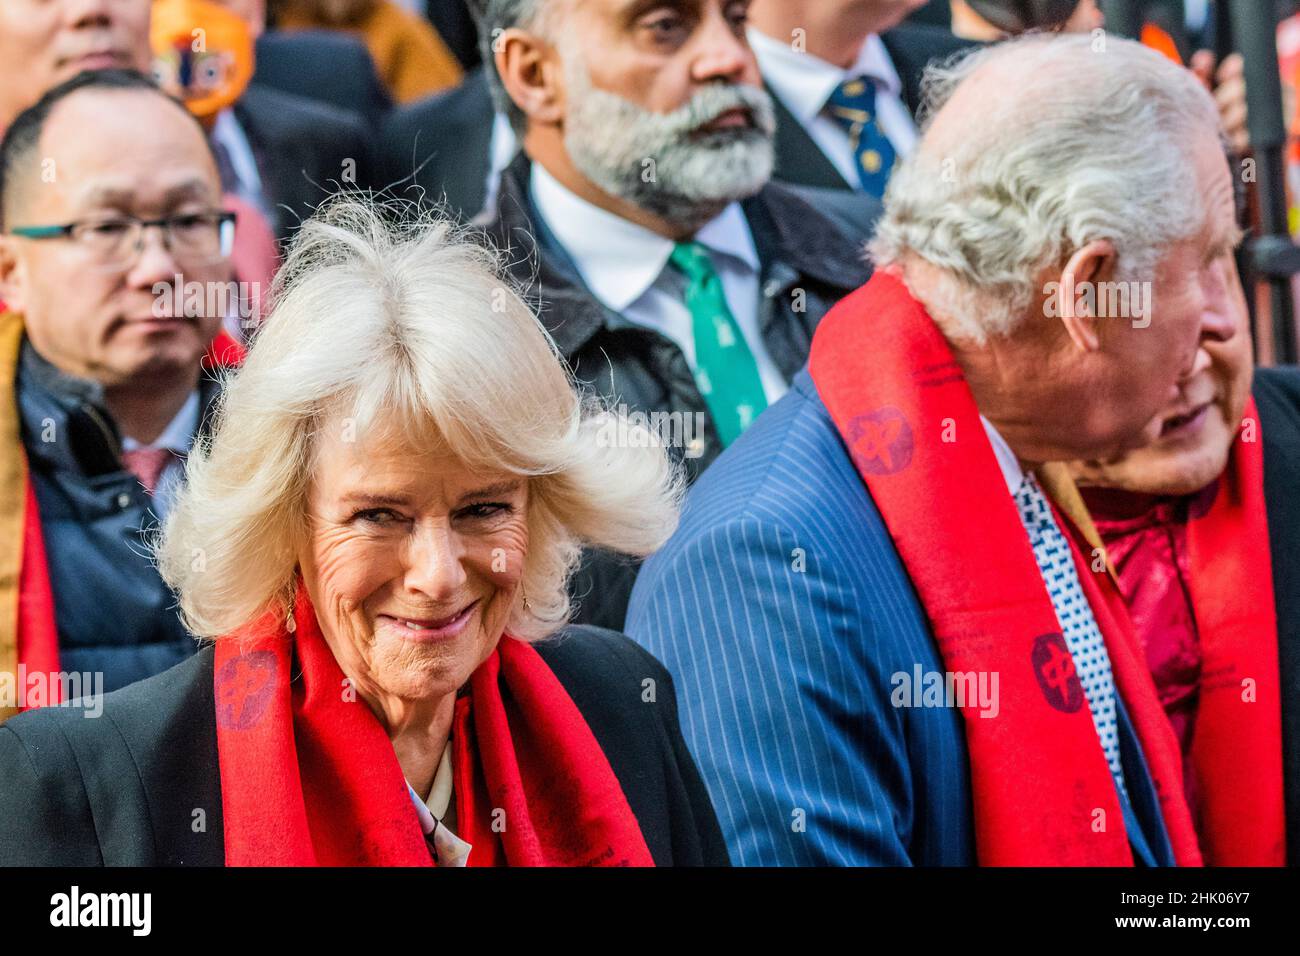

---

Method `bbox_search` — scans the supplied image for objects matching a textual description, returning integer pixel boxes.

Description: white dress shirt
[479,112,519,221]
[405,740,472,866]
[749,28,918,190]
[211,109,268,216]
[121,389,199,521]
[979,415,1025,497]
[529,163,788,405]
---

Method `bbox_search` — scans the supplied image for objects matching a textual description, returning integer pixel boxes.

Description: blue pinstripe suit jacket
[627,369,976,865]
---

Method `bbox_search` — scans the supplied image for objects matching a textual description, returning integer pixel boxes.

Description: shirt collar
[529,162,759,312]
[211,108,263,197]
[121,389,200,454]
[748,27,903,124]
[979,415,1025,496]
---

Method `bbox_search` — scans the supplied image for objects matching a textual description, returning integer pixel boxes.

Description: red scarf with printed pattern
[214,581,655,867]
[808,271,1202,865]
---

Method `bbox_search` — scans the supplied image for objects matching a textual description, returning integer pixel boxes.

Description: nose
[125,224,184,290]
[1200,290,1241,346]
[403,521,469,603]
[691,6,754,85]
[62,0,114,28]
[1179,257,1243,383]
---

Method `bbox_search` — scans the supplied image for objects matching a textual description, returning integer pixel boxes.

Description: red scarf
[215,582,655,867]
[14,329,244,708]
[808,271,1201,865]
[1182,401,1286,864]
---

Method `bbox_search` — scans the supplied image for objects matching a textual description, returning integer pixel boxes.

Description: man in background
[747,0,971,198]
[480,0,872,628]
[0,72,236,712]
[1071,250,1298,865]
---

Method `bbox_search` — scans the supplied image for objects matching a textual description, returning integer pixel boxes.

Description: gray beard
[562,66,776,232]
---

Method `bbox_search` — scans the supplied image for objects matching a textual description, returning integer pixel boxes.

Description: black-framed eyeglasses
[10,210,237,271]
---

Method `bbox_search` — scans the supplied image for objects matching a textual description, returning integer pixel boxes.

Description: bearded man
[480,0,870,629]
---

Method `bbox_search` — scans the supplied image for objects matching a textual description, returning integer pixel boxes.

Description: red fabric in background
[1182,401,1287,865]
[17,481,60,706]
[13,328,243,709]
[1086,415,1287,866]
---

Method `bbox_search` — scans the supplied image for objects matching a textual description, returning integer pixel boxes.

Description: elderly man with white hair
[627,33,1245,866]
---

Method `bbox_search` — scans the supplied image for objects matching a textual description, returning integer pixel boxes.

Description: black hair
[966,0,1083,35]
[0,69,207,230]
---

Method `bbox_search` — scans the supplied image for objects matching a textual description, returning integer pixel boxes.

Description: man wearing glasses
[0,71,238,714]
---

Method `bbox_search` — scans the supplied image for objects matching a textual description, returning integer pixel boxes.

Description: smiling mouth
[1159,402,1212,438]
[379,600,479,640]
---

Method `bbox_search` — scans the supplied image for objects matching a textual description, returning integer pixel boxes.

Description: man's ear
[0,236,27,313]
[1054,238,1116,353]
[494,27,565,129]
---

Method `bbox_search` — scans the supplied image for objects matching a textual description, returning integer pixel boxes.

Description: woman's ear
[1055,238,1116,353]
[494,27,565,129]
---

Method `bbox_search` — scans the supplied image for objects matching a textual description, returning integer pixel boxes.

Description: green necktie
[668,241,768,447]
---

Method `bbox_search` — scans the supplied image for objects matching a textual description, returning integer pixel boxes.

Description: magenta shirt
[1081,482,1220,820]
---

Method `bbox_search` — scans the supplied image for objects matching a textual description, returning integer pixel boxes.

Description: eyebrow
[460,481,524,503]
[340,493,412,509]
[76,178,216,211]
[339,481,522,510]
[621,0,687,20]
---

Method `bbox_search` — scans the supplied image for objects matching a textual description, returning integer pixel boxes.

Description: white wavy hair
[157,197,683,641]
[868,32,1223,342]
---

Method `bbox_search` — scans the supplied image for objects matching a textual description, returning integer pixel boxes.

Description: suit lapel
[767,83,854,192]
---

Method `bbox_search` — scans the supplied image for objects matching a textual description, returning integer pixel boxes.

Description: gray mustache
[659,84,776,139]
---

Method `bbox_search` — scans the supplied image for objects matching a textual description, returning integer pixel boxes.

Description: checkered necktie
[1015,473,1127,793]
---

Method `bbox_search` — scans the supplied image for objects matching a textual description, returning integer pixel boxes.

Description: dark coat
[1254,365,1300,863]
[252,29,393,126]
[0,626,729,867]
[378,64,496,220]
[16,340,221,693]
[482,155,872,629]
[484,156,872,481]
[769,23,976,193]
[234,84,376,244]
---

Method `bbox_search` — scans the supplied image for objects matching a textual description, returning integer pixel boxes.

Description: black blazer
[0,627,729,866]
[769,23,976,192]
[378,65,496,220]
[1254,365,1300,863]
[234,84,376,244]
[252,29,393,126]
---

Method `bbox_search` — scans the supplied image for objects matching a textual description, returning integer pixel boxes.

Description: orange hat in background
[151,0,255,120]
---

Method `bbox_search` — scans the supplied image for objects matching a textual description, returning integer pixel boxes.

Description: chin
[370,639,474,703]
[368,605,504,701]
[116,335,208,375]
[1085,438,1231,497]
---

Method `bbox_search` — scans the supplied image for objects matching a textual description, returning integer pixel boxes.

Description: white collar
[529,163,759,312]
[748,28,903,125]
[210,109,263,196]
[979,415,1025,496]
[121,389,200,454]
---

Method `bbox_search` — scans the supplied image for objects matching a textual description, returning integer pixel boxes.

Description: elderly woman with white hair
[0,199,728,867]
